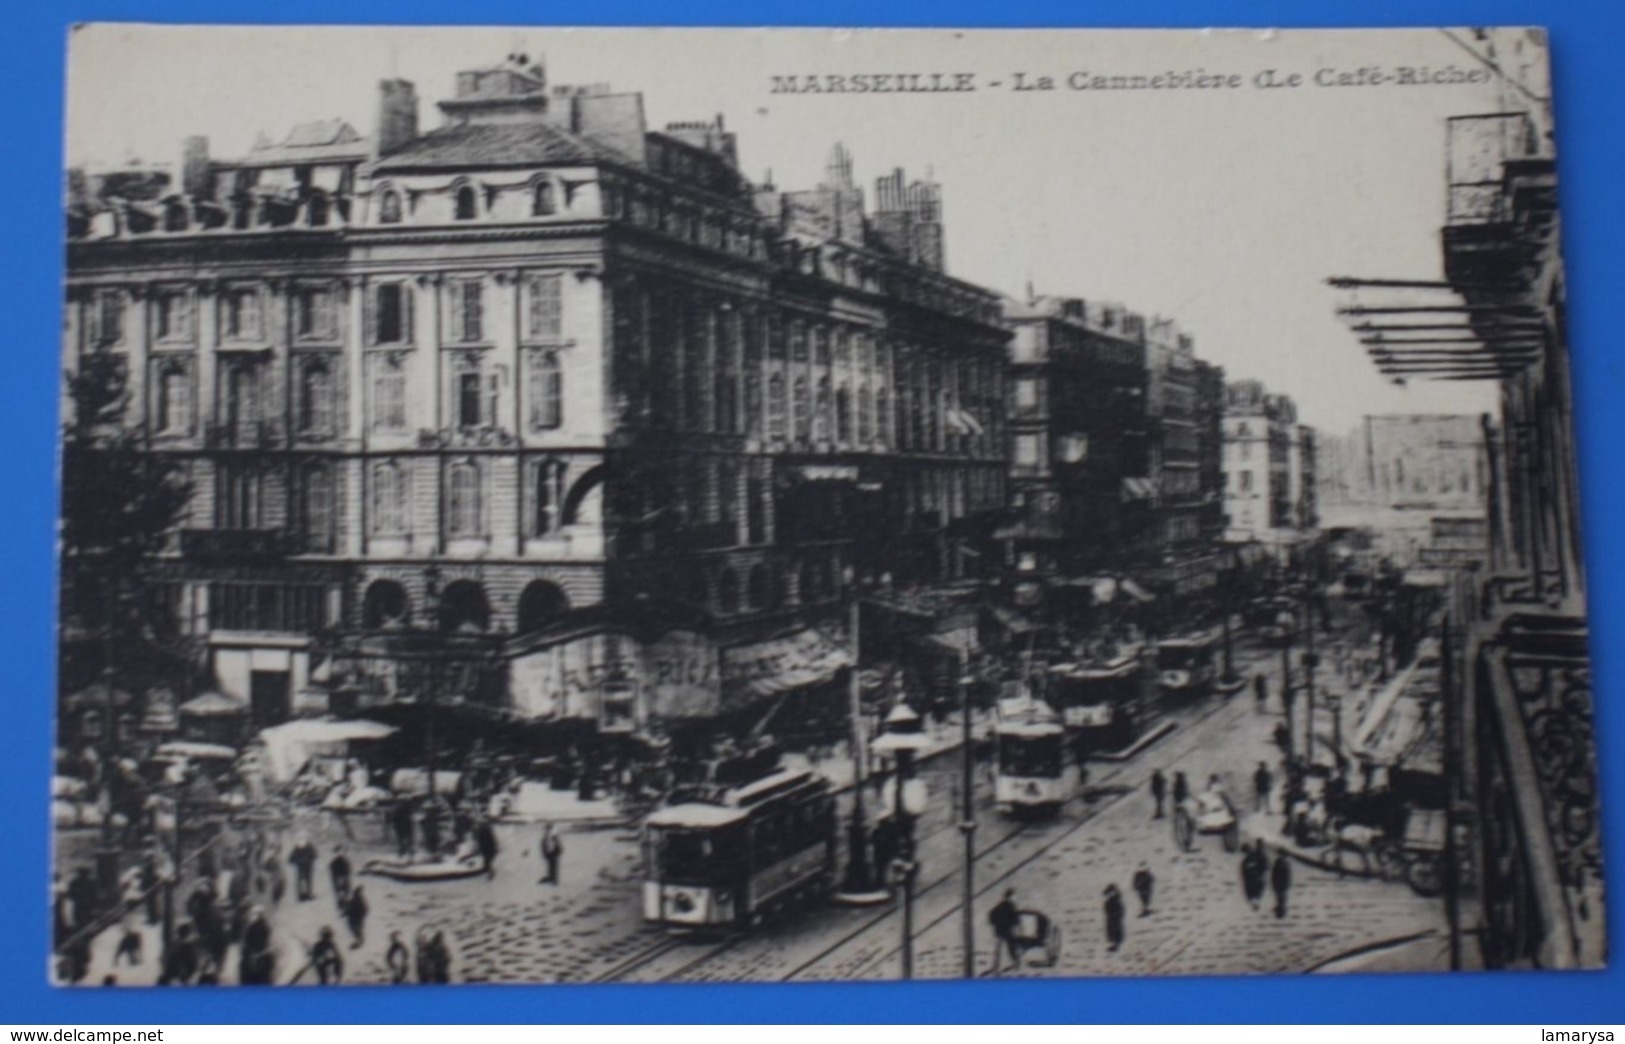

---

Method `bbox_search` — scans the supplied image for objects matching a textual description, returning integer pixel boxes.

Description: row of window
[375,178,564,226]
[212,456,589,544]
[81,274,566,351]
[145,349,566,440]
[613,280,1003,456]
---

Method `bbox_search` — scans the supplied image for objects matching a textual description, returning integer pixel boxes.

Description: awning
[783,464,859,484]
[1121,578,1156,603]
[988,605,1040,634]
[256,717,399,783]
[156,741,239,761]
[722,629,853,703]
[945,408,985,436]
[1122,477,1157,501]
[178,691,249,717]
[62,683,135,711]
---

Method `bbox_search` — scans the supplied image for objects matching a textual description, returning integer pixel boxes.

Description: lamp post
[422,564,442,802]
[957,656,977,980]
[873,701,930,980]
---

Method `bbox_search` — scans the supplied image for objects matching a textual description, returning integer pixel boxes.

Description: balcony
[179,528,290,561]
[1446,113,1539,226]
[204,420,283,450]
[417,426,519,450]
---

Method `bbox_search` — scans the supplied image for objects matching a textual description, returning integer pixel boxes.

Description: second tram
[1048,652,1148,755]
[994,696,1074,816]
[642,768,836,931]
[1155,632,1219,701]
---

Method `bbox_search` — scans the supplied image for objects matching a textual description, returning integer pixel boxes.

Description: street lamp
[873,701,931,980]
[836,569,887,904]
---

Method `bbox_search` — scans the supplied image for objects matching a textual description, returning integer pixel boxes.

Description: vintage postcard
[54,25,1601,985]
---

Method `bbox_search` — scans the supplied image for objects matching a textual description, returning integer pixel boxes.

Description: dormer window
[454,185,478,221]
[378,189,402,225]
[532,180,556,217]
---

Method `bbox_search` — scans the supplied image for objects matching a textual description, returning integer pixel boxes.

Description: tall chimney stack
[376,79,419,158]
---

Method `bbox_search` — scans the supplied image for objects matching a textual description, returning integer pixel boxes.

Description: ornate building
[63,54,1009,742]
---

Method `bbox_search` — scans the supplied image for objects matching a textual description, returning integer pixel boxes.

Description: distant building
[1221,380,1316,557]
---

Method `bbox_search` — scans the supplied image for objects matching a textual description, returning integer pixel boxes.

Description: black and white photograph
[53,24,1602,987]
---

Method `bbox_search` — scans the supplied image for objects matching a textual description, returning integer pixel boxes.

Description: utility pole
[1304,588,1318,767]
[839,589,881,898]
[958,656,976,979]
[1439,610,1463,971]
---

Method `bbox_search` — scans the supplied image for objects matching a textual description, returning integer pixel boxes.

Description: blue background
[3,0,1622,1024]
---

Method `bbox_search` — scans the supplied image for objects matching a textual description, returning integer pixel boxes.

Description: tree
[59,345,193,693]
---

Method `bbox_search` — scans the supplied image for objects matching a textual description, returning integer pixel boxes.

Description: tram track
[591,774,1024,984]
[598,643,1275,986]
[822,691,1255,982]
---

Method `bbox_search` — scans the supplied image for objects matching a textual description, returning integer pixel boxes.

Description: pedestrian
[139,850,161,926]
[426,929,452,983]
[1254,672,1269,712]
[343,884,369,949]
[1149,769,1167,820]
[329,846,353,908]
[158,922,199,986]
[239,906,274,986]
[66,866,99,931]
[474,816,499,879]
[1241,841,1268,911]
[1253,761,1274,814]
[1172,771,1190,809]
[392,800,416,860]
[386,931,411,984]
[310,926,344,985]
[414,927,435,984]
[288,834,317,902]
[195,956,220,986]
[539,823,563,885]
[1270,848,1293,919]
[422,803,443,858]
[1132,863,1155,917]
[1103,884,1126,952]
[987,888,1021,974]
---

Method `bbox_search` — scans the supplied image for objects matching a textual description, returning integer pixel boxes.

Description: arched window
[454,184,478,221]
[302,464,333,552]
[858,384,873,444]
[156,363,190,434]
[719,569,741,614]
[378,189,402,225]
[747,564,770,610]
[372,356,407,432]
[437,580,490,633]
[448,461,482,536]
[835,385,851,444]
[516,581,570,634]
[226,364,261,441]
[298,359,333,436]
[532,180,556,217]
[529,352,563,431]
[371,461,409,534]
[814,378,832,443]
[308,192,330,228]
[362,580,410,629]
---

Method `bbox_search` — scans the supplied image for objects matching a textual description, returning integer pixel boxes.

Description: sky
[63,25,1534,434]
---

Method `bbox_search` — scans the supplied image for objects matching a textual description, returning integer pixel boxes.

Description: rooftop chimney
[376,79,419,158]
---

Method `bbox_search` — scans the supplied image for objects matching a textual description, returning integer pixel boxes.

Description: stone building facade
[64,54,1008,738]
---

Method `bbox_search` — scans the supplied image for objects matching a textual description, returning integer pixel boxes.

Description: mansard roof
[370,119,635,173]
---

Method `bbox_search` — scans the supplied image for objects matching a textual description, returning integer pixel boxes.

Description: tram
[641,768,836,931]
[1155,632,1219,701]
[1048,652,1146,754]
[993,696,1072,816]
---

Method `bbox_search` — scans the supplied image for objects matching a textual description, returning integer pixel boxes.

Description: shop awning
[179,691,249,717]
[256,717,399,783]
[723,629,853,703]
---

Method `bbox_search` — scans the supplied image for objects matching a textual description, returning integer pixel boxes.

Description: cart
[1174,789,1241,852]
[1008,909,1063,968]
